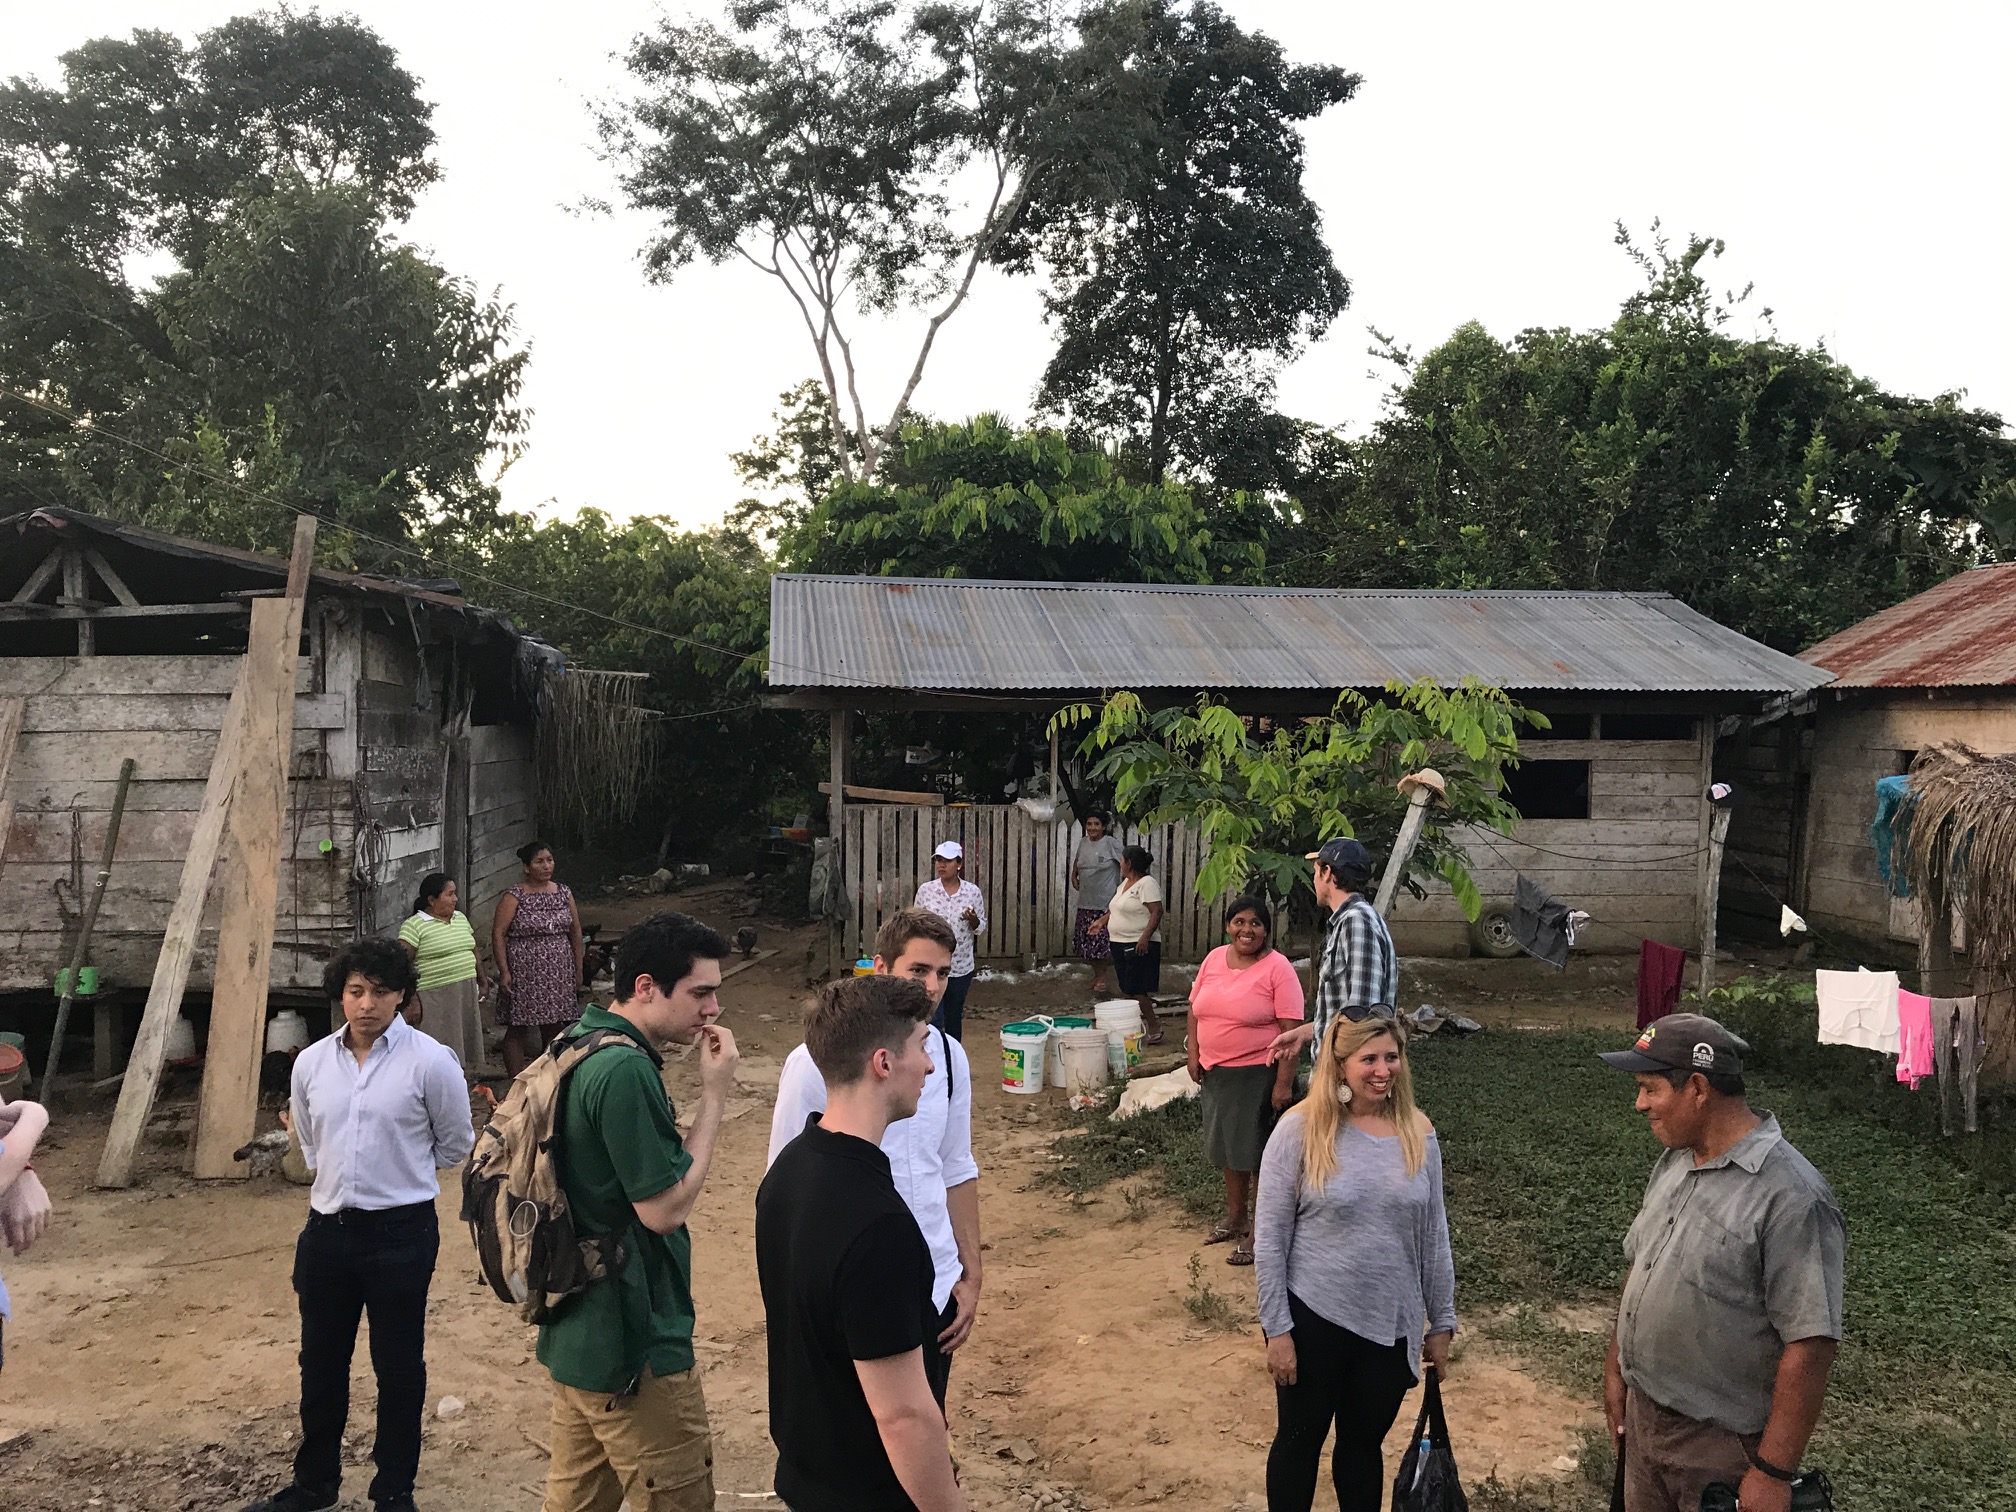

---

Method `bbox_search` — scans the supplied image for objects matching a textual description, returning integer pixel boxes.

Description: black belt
[309,1201,435,1227]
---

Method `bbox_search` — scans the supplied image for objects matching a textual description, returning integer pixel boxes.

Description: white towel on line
[1816,968,1900,1054]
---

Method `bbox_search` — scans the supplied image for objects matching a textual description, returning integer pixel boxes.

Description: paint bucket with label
[999,1018,1053,1095]
[1095,1000,1145,1076]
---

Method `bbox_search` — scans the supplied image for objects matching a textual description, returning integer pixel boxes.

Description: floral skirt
[1072,908,1112,960]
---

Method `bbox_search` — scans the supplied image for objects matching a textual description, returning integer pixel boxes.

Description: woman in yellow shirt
[398,873,490,1072]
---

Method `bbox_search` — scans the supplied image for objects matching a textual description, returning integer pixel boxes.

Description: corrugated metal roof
[1800,563,2016,688]
[769,576,1834,695]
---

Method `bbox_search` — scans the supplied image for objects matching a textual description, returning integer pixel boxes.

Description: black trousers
[1266,1293,1416,1512]
[924,1294,959,1409]
[292,1203,439,1503]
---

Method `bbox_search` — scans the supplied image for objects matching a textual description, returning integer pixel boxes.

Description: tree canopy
[601,0,1142,486]
[0,12,523,549]
[1002,0,1357,486]
[778,411,1286,581]
[1292,230,2016,650]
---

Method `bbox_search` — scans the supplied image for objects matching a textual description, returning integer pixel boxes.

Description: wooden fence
[838,804,1224,966]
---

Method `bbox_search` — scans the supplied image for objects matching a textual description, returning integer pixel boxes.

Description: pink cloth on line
[1896,990,1935,1090]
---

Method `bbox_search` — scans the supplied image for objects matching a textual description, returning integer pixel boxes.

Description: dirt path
[0,894,1596,1509]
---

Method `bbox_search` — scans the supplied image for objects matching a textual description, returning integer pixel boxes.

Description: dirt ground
[0,883,1652,1511]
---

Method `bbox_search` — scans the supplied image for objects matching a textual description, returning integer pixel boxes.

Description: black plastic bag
[1701,1470,1834,1511]
[1392,1367,1469,1512]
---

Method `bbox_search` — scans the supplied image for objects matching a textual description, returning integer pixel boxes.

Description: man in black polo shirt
[756,975,967,1512]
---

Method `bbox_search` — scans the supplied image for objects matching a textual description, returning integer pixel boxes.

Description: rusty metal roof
[769,575,1832,696]
[1800,563,2016,688]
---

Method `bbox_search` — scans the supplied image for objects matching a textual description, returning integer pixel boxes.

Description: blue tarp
[1872,775,1912,897]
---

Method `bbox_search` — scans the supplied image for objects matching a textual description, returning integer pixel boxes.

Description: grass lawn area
[1050,985,2016,1511]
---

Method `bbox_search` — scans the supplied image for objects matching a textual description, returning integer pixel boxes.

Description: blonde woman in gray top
[1254,1016,1456,1512]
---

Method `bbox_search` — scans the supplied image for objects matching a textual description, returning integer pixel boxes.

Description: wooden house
[767,575,1831,960]
[1719,563,2016,951]
[0,508,549,1019]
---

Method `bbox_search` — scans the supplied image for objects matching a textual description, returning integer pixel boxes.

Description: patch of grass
[1041,1018,2016,1508]
[1182,1252,1245,1331]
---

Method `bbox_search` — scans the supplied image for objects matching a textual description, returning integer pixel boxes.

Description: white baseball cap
[933,840,963,860]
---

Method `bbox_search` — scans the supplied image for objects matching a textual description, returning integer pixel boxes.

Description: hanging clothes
[1510,874,1572,970]
[1930,996,1985,1134]
[1636,940,1687,1028]
[1779,904,1809,938]
[1871,775,1912,896]
[1895,990,1935,1089]
[1815,968,1901,1054]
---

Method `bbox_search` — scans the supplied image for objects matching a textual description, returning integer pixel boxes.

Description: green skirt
[1200,1063,1278,1173]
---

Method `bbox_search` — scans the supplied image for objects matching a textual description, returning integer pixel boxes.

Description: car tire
[1468,902,1523,959]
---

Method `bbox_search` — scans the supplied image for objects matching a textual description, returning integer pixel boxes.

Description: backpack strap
[939,1025,955,1103]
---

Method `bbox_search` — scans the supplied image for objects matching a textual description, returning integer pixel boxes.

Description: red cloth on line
[1636,939,1687,1028]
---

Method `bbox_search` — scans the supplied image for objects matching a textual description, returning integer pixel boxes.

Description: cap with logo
[1305,836,1373,879]
[1598,1012,1748,1078]
[932,840,964,860]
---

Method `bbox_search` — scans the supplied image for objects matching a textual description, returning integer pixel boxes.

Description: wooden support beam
[10,546,62,604]
[827,708,848,979]
[98,663,251,1187]
[817,781,943,807]
[80,545,140,607]
[192,515,314,1180]
[0,601,248,621]
[62,545,92,655]
[0,696,23,886]
[1697,804,1734,997]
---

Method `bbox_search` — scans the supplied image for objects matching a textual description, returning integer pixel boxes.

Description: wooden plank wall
[1389,736,1709,954]
[840,805,1224,966]
[0,655,353,992]
[1714,715,1814,935]
[1800,693,2016,943]
[467,722,536,938]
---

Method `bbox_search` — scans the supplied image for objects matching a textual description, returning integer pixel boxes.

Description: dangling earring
[1338,1082,1353,1105]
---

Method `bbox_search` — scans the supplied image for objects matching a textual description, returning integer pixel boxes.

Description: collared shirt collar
[334,1009,412,1061]
[575,1002,665,1067]
[1690,1112,1782,1173]
[801,1113,895,1175]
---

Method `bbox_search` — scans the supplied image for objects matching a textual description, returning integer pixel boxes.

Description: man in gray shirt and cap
[1598,1014,1845,1512]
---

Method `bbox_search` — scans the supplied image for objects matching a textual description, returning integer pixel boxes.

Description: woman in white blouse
[912,840,987,1040]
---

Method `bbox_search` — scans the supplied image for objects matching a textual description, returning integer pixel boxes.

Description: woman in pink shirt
[1189,894,1305,1265]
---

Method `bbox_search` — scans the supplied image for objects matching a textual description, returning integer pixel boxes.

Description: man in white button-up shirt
[244,938,474,1512]
[767,908,982,1406]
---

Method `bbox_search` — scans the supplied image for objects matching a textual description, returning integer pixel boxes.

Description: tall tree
[1002,0,1357,486]
[1293,229,2016,650]
[0,13,522,548]
[601,0,1137,486]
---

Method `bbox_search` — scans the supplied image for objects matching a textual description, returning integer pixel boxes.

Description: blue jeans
[933,972,974,1041]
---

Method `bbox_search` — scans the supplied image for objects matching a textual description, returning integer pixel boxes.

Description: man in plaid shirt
[1271,837,1398,1063]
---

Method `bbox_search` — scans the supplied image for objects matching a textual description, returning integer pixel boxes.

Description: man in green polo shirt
[538,912,738,1512]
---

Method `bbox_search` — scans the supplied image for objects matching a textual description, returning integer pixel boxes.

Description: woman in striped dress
[398,872,490,1072]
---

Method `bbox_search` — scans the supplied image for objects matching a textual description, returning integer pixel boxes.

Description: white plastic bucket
[1000,1018,1052,1095]
[1043,1017,1096,1087]
[1095,1000,1145,1076]
[1053,1027,1111,1097]
[265,1009,310,1054]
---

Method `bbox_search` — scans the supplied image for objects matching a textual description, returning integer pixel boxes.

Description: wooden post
[1375,769,1445,919]
[44,756,136,1092]
[61,545,94,656]
[0,695,24,883]
[1697,804,1734,997]
[192,516,314,1180]
[827,707,849,976]
[98,664,251,1187]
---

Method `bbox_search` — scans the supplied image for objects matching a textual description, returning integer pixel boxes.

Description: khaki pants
[1624,1388,1760,1512]
[542,1368,716,1512]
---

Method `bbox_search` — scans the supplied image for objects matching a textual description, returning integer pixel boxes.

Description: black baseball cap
[1598,1013,1748,1078]
[1306,837,1373,879]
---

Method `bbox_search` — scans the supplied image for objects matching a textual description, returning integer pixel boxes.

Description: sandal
[1144,1021,1166,1045]
[1205,1223,1242,1245]
[1227,1242,1255,1266]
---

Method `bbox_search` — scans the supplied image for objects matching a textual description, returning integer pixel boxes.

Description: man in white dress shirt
[244,938,475,1512]
[767,908,982,1404]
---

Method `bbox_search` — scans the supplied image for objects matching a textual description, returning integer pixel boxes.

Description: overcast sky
[10,3,2014,530]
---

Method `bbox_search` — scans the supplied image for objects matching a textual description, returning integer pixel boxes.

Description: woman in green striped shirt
[398,873,490,1072]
